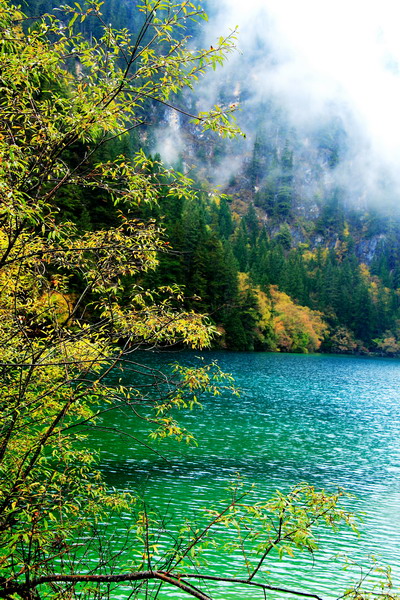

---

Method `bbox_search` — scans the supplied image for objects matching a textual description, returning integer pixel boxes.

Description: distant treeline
[141,180,400,354]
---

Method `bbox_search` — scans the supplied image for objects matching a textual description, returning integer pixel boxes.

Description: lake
[93,352,400,599]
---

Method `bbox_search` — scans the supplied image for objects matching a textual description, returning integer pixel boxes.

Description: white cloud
[200,0,400,205]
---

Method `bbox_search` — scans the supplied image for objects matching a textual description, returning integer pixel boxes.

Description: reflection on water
[91,352,400,598]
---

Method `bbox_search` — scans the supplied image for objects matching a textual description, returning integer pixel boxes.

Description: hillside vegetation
[20,0,400,356]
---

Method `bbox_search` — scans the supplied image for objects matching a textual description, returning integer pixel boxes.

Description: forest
[1,1,399,599]
[19,0,400,357]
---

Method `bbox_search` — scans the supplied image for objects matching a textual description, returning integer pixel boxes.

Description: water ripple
[94,352,400,598]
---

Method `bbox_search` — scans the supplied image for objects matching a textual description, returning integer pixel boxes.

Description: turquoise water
[92,352,400,598]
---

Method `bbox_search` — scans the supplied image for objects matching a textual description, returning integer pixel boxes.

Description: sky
[157,1,400,208]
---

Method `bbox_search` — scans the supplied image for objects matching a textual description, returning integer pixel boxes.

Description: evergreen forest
[20,0,400,358]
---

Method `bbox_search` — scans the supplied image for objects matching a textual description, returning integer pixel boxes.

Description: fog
[207,1,400,206]
[154,1,400,211]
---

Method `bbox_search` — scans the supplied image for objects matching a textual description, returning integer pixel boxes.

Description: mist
[206,0,400,209]
[179,0,400,212]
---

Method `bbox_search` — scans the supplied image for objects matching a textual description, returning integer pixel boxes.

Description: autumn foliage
[238,274,328,353]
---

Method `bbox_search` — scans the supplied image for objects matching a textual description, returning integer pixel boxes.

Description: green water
[92,352,400,598]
